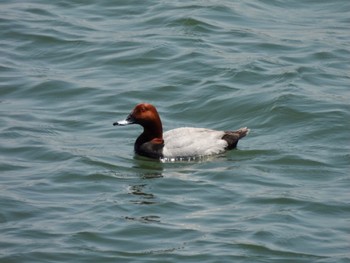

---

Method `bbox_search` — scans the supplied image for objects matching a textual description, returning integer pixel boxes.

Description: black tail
[222,127,250,150]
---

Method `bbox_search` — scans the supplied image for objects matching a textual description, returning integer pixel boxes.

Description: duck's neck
[134,124,164,158]
[137,127,162,144]
[144,119,163,140]
[134,121,163,150]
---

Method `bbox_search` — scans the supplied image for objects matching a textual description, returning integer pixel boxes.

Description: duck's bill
[113,113,136,126]
[113,119,133,126]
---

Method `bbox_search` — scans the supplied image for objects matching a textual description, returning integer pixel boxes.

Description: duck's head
[113,103,163,137]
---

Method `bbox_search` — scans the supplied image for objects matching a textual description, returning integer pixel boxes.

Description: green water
[1,1,349,262]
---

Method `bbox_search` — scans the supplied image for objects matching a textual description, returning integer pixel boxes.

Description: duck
[113,103,249,160]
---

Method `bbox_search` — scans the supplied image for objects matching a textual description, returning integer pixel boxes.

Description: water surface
[1,0,349,262]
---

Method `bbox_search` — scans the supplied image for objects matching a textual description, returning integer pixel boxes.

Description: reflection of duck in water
[126,184,160,223]
[114,103,249,161]
[130,184,154,198]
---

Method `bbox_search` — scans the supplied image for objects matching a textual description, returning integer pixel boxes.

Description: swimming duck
[113,103,249,160]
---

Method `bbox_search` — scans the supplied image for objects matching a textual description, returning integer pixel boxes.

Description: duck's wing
[162,127,227,158]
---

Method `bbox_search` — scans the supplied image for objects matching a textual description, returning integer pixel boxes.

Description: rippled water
[1,1,349,262]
